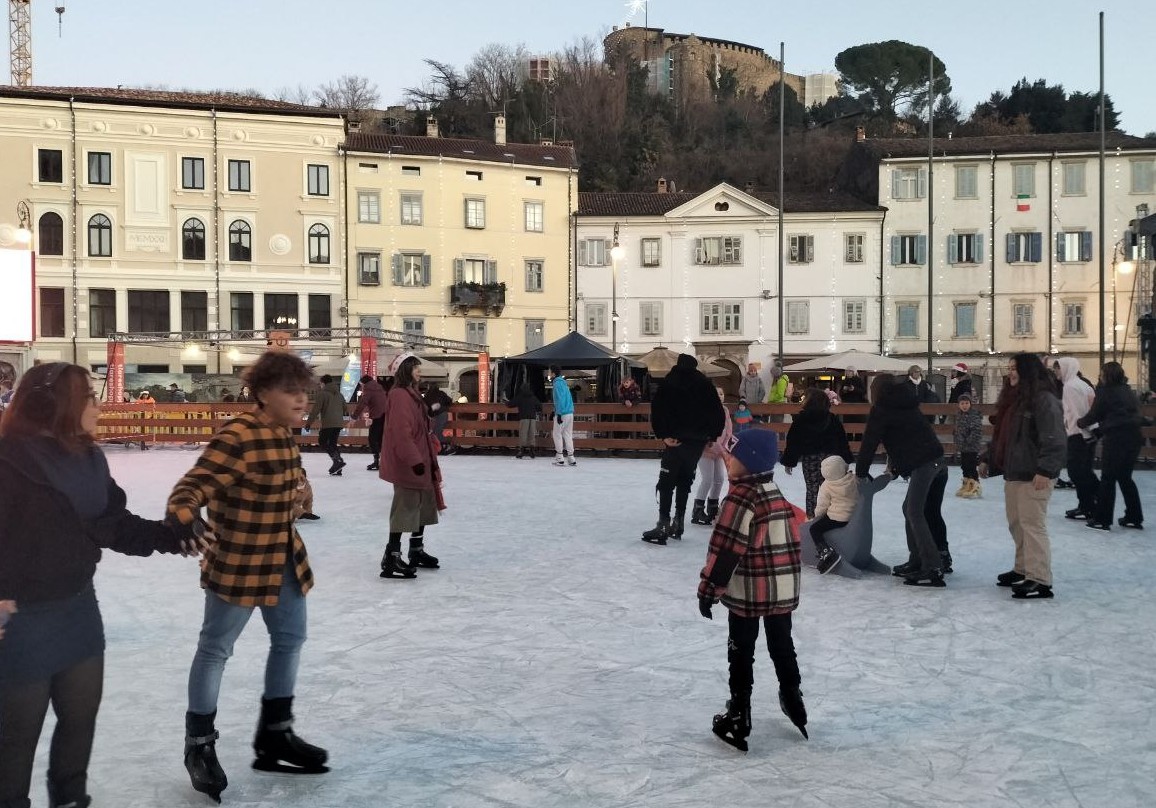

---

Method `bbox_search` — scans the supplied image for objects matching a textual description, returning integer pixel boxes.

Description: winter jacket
[381,384,441,491]
[702,400,734,459]
[815,456,858,522]
[0,437,185,604]
[651,364,725,443]
[987,391,1066,481]
[423,387,453,419]
[838,375,867,404]
[551,376,574,416]
[698,474,800,618]
[953,408,983,454]
[352,380,389,421]
[731,405,755,433]
[855,381,943,477]
[510,387,542,420]
[948,376,973,404]
[767,373,789,404]
[307,381,347,429]
[738,373,766,405]
[617,379,642,406]
[1055,358,1095,438]
[909,378,940,404]
[780,410,853,468]
[168,408,313,607]
[1078,382,1142,438]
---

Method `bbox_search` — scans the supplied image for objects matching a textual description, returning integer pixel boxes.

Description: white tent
[783,349,916,374]
[635,347,731,378]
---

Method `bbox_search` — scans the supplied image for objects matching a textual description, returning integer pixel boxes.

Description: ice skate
[712,698,751,751]
[185,711,228,803]
[690,499,710,525]
[891,560,919,577]
[566,455,577,466]
[704,498,720,523]
[903,569,946,587]
[996,569,1025,587]
[669,512,685,540]
[409,547,440,569]
[380,550,417,579]
[252,697,329,775]
[779,687,809,739]
[816,546,842,575]
[939,551,954,574]
[553,454,565,466]
[1011,580,1054,600]
[641,516,670,545]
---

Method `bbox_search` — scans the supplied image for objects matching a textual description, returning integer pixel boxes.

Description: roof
[577,189,884,216]
[861,132,1156,160]
[0,85,341,118]
[504,331,636,367]
[345,133,577,169]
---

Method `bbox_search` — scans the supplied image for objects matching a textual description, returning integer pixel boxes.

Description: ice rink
[21,446,1156,807]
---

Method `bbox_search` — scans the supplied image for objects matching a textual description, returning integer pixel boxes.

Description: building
[0,86,346,378]
[523,55,556,84]
[804,73,840,109]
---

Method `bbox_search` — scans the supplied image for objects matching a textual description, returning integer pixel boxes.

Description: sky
[24,0,1156,136]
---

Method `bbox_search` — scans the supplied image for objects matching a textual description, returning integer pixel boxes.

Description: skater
[305,374,347,476]
[697,429,807,751]
[808,456,859,574]
[1055,358,1098,520]
[642,354,726,545]
[780,387,853,518]
[422,382,453,454]
[691,388,733,526]
[509,381,541,458]
[1078,361,1144,531]
[953,393,983,498]
[379,353,445,578]
[979,353,1066,599]
[352,375,389,471]
[549,365,576,466]
[168,351,329,803]
[0,362,207,808]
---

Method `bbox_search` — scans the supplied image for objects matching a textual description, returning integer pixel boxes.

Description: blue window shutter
[975,234,984,263]
[917,169,927,198]
[890,236,901,265]
[453,258,464,284]
[948,235,958,264]
[916,235,927,265]
[1056,233,1066,262]
[806,236,814,262]
[1080,231,1093,261]
[1030,233,1042,262]
[1006,233,1016,262]
[391,253,402,285]
[486,260,498,283]
[422,254,432,286]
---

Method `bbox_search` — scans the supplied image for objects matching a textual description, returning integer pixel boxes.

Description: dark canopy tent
[496,331,644,403]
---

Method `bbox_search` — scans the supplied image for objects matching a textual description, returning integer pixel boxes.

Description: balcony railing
[449,282,506,315]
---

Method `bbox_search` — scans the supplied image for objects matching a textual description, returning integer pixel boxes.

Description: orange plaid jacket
[167,408,313,606]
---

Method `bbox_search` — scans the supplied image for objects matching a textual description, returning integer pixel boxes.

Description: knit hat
[952,362,968,374]
[738,397,748,406]
[729,429,779,475]
[820,455,849,481]
[957,392,972,403]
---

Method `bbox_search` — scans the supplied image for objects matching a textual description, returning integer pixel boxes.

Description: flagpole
[927,48,934,375]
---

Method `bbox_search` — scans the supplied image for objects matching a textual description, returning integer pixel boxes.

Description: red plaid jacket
[698,474,800,617]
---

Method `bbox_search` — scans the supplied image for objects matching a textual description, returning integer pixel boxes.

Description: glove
[556,414,563,425]
[698,596,714,620]
[412,463,425,476]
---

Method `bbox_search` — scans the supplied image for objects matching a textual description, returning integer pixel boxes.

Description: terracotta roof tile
[345,133,577,169]
[861,132,1156,159]
[578,189,883,216]
[0,85,340,117]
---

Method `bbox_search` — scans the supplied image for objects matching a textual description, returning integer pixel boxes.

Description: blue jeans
[187,564,307,714]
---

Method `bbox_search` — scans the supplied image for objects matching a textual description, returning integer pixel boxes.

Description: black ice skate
[252,697,329,775]
[712,698,751,752]
[641,517,670,545]
[705,498,720,523]
[669,512,685,540]
[816,547,842,575]
[690,499,711,525]
[779,687,809,739]
[409,548,440,569]
[185,711,228,803]
[380,550,417,579]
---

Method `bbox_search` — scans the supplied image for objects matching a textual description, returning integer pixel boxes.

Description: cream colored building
[0,86,346,378]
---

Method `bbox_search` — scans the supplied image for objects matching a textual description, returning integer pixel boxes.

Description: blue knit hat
[730,429,779,475]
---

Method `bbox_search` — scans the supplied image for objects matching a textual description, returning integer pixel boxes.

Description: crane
[9,0,65,86]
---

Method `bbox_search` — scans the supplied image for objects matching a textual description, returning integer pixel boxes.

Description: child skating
[953,393,983,498]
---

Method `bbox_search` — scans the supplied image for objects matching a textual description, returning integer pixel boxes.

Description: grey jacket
[1001,391,1066,482]
[738,374,766,405]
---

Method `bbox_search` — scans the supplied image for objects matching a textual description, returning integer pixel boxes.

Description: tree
[834,41,950,120]
[271,85,314,106]
[465,42,529,110]
[316,75,379,112]
[969,79,1120,134]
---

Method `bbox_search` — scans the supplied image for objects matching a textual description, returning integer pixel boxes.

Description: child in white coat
[810,456,859,574]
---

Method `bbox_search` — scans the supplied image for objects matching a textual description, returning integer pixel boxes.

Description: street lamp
[610,223,625,353]
[1111,242,1136,364]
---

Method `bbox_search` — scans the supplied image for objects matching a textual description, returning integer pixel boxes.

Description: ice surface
[22,446,1156,807]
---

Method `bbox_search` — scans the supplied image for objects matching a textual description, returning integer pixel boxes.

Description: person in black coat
[642,354,726,544]
[780,388,853,517]
[856,374,948,586]
[1078,361,1144,530]
[947,363,974,404]
[509,382,542,458]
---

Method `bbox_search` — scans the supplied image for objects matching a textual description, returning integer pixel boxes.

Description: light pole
[1111,242,1135,365]
[610,223,625,354]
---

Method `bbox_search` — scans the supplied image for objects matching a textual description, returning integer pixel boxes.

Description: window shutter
[694,237,704,264]
[1056,232,1066,262]
[805,236,814,263]
[453,258,464,284]
[891,170,901,199]
[890,236,901,265]
[486,260,498,283]
[975,234,984,263]
[917,168,927,198]
[916,235,927,265]
[578,239,588,266]
[1006,233,1016,263]
[1080,231,1093,261]
[422,254,432,286]
[948,235,959,265]
[1030,233,1042,262]
[391,253,402,285]
[463,199,470,226]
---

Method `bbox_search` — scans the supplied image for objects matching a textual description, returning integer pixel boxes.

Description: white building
[804,73,840,109]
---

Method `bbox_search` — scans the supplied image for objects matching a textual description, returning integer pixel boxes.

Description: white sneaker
[566,457,577,466]
[553,456,565,466]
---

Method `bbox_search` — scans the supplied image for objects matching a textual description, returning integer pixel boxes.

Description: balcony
[449,281,506,315]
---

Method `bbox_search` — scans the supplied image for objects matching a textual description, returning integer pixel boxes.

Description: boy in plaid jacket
[698,428,808,750]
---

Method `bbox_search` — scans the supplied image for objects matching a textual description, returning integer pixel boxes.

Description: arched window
[308,223,330,264]
[182,218,206,261]
[88,214,112,257]
[228,220,251,262]
[38,212,64,255]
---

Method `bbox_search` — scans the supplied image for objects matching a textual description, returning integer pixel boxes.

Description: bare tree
[405,60,473,109]
[272,84,315,105]
[316,75,380,111]
[466,42,528,109]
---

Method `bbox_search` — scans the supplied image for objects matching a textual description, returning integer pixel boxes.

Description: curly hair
[0,362,95,450]
[242,351,314,407]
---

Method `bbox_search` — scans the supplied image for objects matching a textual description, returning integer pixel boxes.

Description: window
[264,293,298,330]
[955,165,978,199]
[1132,159,1155,194]
[640,302,662,336]
[788,235,814,264]
[586,303,607,335]
[525,260,544,292]
[843,300,865,333]
[1057,231,1093,262]
[525,319,545,350]
[1006,232,1043,263]
[454,258,496,284]
[88,152,112,185]
[954,302,977,338]
[891,167,926,200]
[231,292,254,333]
[182,218,206,261]
[948,233,984,265]
[227,159,251,192]
[525,175,542,186]
[358,252,381,286]
[181,291,208,333]
[1013,303,1034,336]
[524,201,544,232]
[466,170,483,181]
[308,294,331,335]
[701,301,742,334]
[891,234,927,265]
[182,157,205,190]
[87,214,112,257]
[1063,302,1085,336]
[896,303,919,338]
[401,165,420,176]
[1013,163,1035,197]
[39,287,65,337]
[845,233,864,263]
[1062,162,1086,196]
[358,191,380,223]
[308,223,330,264]
[127,290,170,332]
[579,239,608,266]
[694,236,742,265]
[466,319,487,345]
[786,301,809,334]
[392,253,431,287]
[38,212,64,255]
[88,288,116,338]
[641,238,661,267]
[306,164,329,196]
[403,318,425,339]
[400,193,423,225]
[38,148,63,183]
[228,220,251,262]
[464,198,486,229]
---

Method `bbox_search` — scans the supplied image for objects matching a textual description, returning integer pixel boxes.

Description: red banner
[360,336,377,379]
[106,341,125,404]
[477,351,490,420]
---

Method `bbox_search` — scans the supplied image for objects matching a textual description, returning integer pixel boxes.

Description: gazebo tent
[496,332,642,403]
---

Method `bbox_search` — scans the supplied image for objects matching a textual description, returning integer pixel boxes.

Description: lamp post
[1111,242,1135,365]
[610,223,625,354]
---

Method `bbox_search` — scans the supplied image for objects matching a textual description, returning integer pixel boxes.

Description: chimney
[426,116,439,138]
[495,114,507,145]
[744,180,755,194]
[854,125,866,143]
[656,177,667,193]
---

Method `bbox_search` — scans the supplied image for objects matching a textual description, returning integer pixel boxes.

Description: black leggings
[727,612,800,700]
[656,440,706,518]
[0,655,103,805]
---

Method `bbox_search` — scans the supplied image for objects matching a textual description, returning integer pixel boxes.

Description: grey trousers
[903,458,947,572]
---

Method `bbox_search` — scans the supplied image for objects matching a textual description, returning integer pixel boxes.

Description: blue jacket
[552,376,574,416]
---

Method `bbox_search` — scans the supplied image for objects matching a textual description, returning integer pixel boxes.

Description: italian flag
[1016,194,1031,212]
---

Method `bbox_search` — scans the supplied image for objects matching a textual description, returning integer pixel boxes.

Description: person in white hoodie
[809,456,859,575]
[1055,357,1098,520]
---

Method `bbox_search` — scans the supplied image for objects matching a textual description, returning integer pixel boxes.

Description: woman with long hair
[780,387,852,518]
[980,353,1066,598]
[0,363,206,808]
[1078,361,1144,530]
